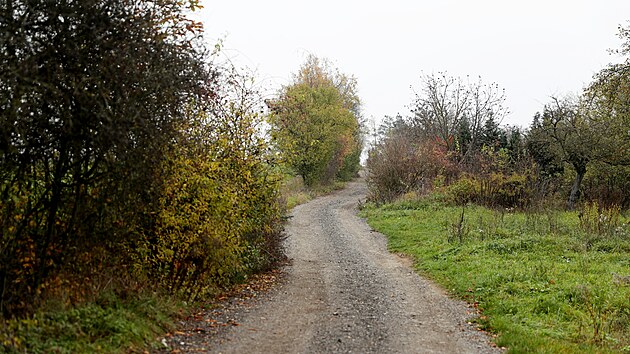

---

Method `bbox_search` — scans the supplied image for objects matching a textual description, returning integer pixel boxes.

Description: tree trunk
[568,165,586,210]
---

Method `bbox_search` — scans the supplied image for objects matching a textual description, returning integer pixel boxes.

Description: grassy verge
[281,174,346,210]
[0,174,345,353]
[1,291,183,353]
[361,199,630,353]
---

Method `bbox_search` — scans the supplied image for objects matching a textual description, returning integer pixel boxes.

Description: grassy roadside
[1,290,182,353]
[361,198,630,353]
[0,174,344,353]
[281,174,346,210]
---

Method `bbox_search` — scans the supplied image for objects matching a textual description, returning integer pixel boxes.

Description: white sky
[195,1,630,128]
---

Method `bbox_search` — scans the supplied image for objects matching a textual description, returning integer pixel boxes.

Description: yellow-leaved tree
[267,55,363,186]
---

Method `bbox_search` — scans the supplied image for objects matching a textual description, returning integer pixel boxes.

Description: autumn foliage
[367,74,534,208]
[268,56,363,187]
[136,73,283,301]
[368,51,630,210]
[0,0,283,326]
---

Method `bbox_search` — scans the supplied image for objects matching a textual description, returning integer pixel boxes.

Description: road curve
[207,178,500,353]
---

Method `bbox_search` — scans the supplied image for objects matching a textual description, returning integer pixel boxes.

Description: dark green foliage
[0,0,209,316]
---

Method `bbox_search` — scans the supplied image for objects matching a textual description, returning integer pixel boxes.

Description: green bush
[445,175,479,205]
[445,173,533,208]
[480,173,532,208]
[137,154,245,300]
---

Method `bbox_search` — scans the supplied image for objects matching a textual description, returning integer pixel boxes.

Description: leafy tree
[528,24,630,209]
[0,0,208,315]
[585,24,630,167]
[579,23,630,207]
[527,97,600,209]
[268,56,362,186]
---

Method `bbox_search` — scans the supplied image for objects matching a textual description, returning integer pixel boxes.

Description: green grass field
[362,199,630,353]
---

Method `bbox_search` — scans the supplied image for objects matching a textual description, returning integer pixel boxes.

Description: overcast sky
[195,1,630,128]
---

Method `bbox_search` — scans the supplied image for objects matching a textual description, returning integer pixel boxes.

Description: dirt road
[167,178,500,353]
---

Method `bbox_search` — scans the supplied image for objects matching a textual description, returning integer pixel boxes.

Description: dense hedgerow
[1,3,284,353]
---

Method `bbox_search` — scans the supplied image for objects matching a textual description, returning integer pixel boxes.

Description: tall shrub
[135,67,283,300]
[0,0,208,316]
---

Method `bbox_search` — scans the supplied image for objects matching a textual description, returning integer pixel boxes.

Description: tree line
[368,25,630,211]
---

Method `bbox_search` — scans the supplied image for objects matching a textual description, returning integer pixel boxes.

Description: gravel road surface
[164,177,501,353]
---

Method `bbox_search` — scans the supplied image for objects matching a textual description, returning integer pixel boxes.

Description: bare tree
[411,72,508,159]
[412,73,469,151]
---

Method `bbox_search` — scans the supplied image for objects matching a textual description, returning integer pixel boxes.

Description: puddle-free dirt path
[164,178,500,353]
